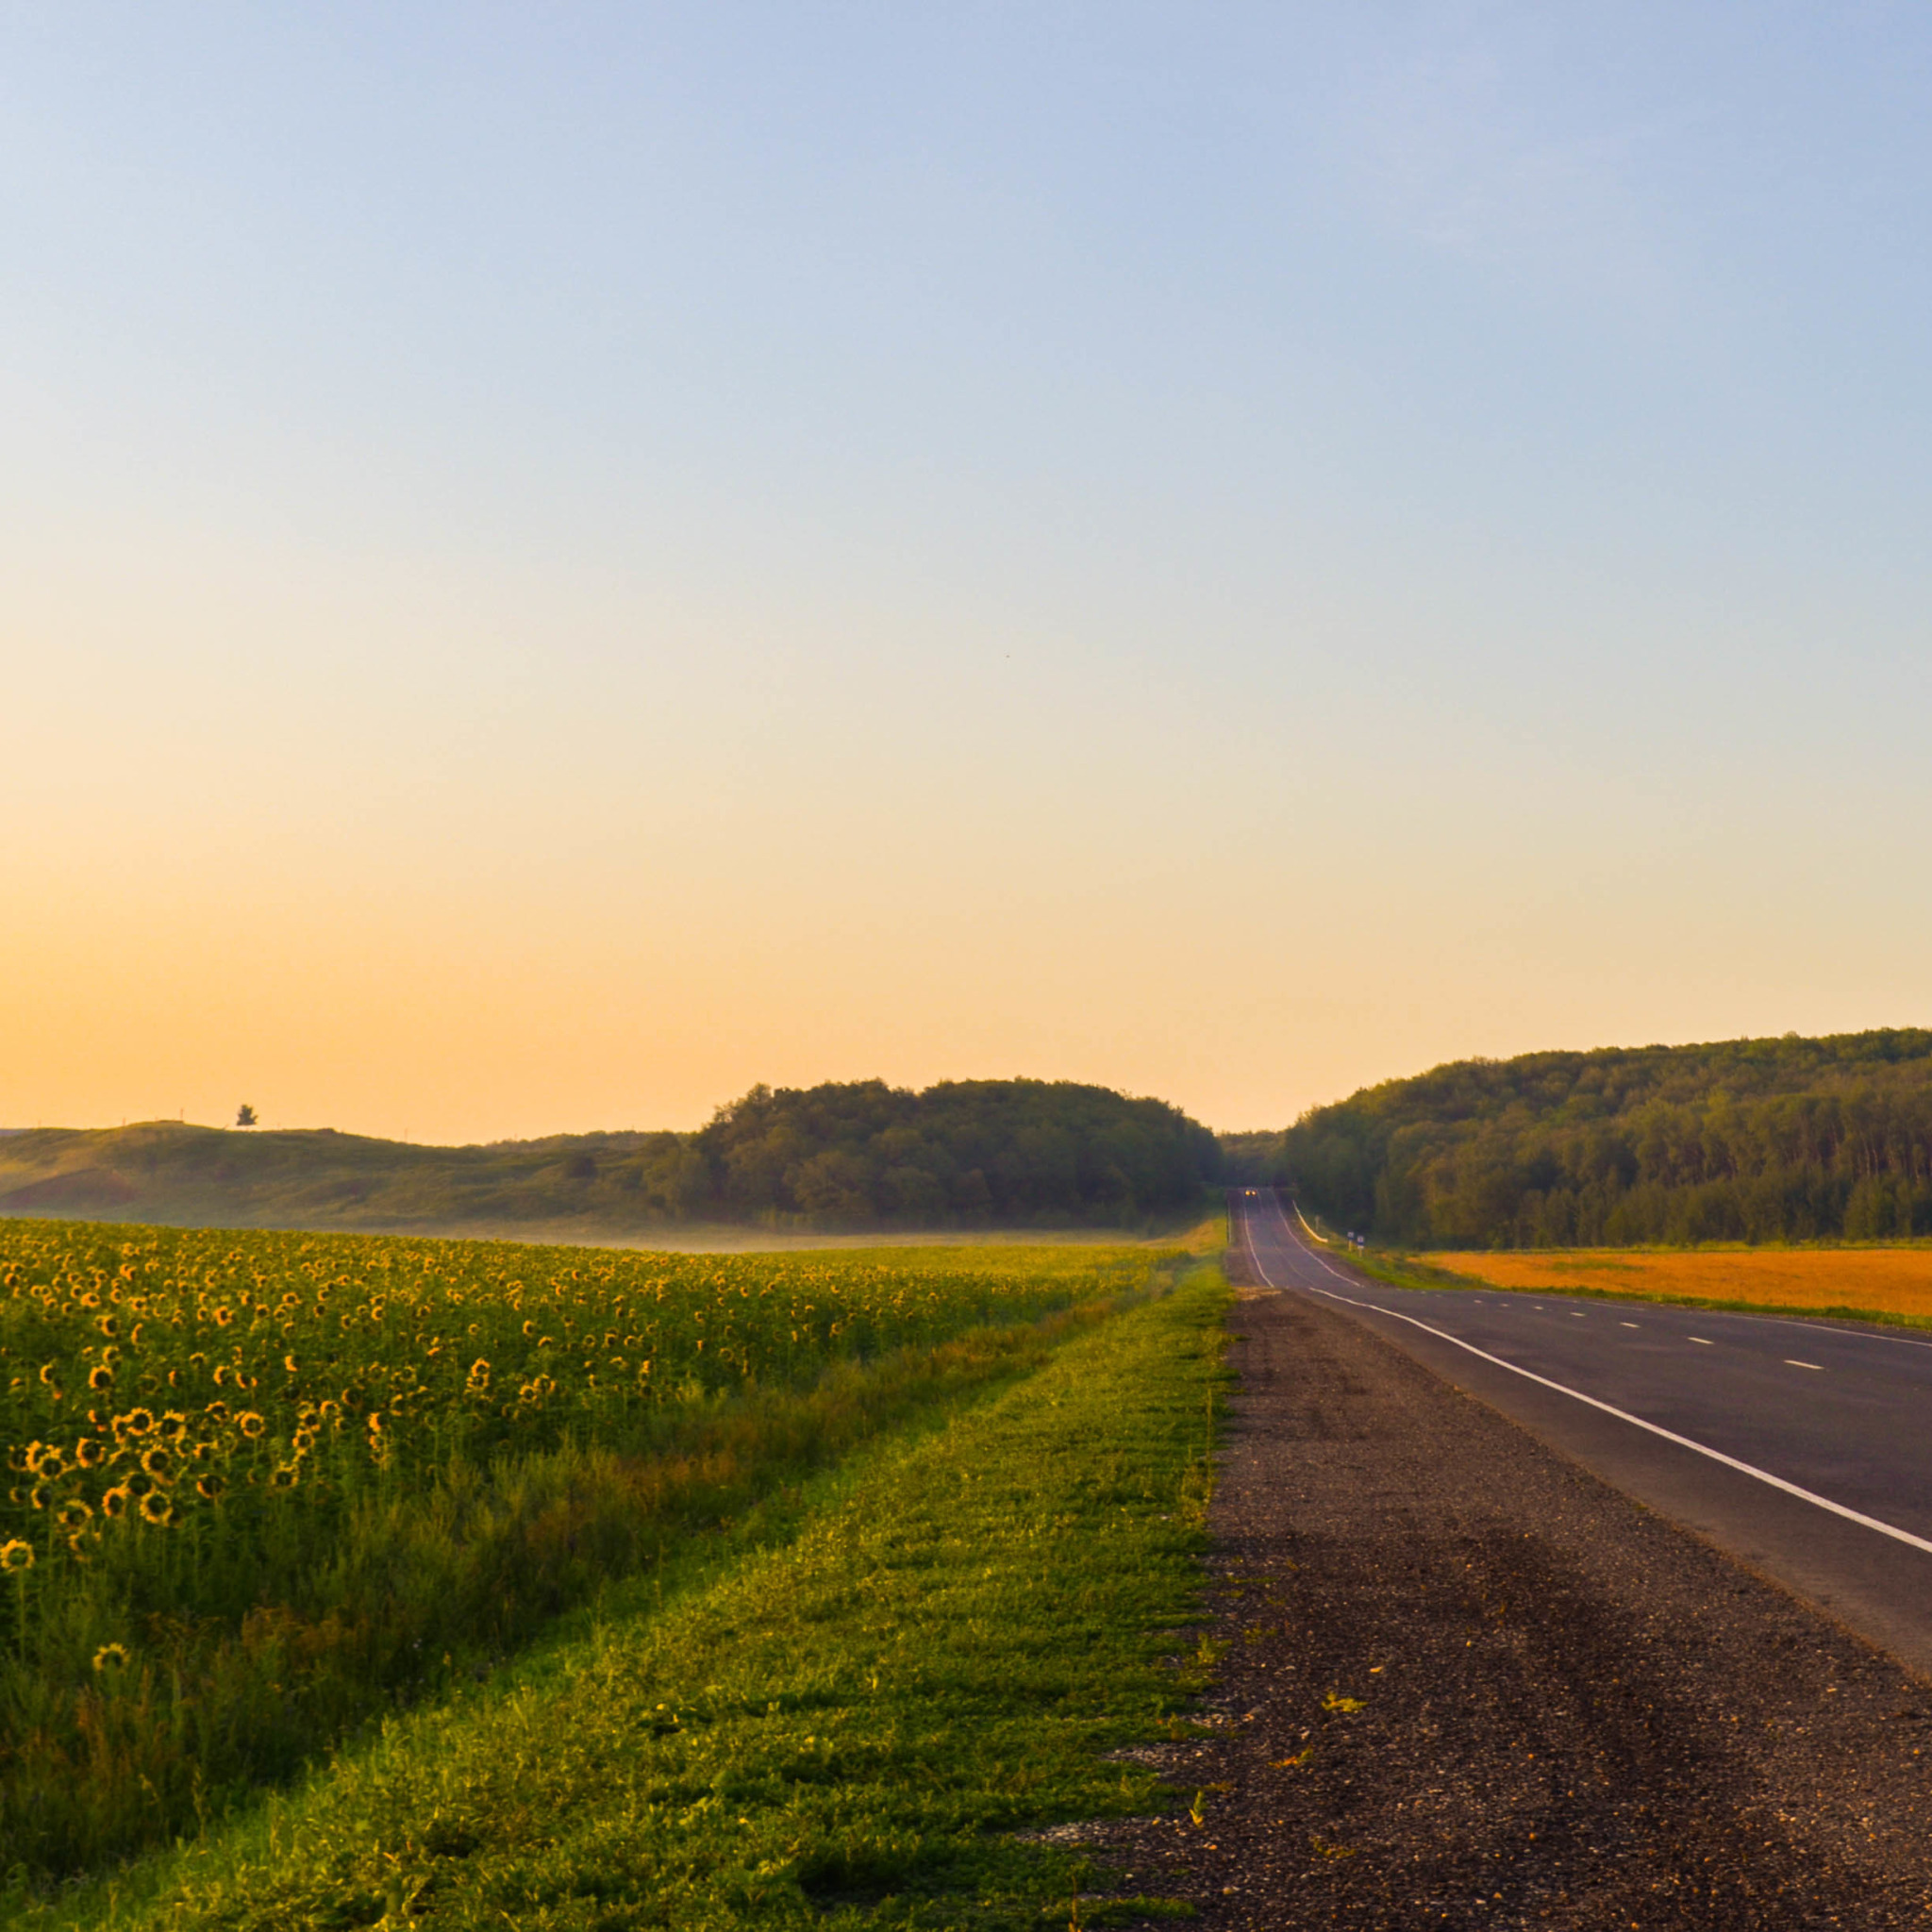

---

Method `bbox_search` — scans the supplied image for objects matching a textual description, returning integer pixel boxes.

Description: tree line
[1274,1029,1932,1247]
[609,1078,1222,1228]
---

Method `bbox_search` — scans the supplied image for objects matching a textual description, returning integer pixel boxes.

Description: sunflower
[28,1483,52,1511]
[88,1364,113,1391]
[212,1306,233,1327]
[100,1486,131,1520]
[57,1499,92,1530]
[119,1407,156,1438]
[195,1473,225,1502]
[268,1464,299,1491]
[159,1410,189,1441]
[139,1445,173,1481]
[92,1642,130,1674]
[139,1492,174,1526]
[75,1437,101,1469]
[0,1539,33,1573]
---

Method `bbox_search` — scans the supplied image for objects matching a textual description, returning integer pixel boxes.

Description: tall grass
[0,1218,1158,1876]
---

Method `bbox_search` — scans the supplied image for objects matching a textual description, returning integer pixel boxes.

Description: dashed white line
[1250,1196,1932,1564]
[1620,1322,1640,1329]
[1689,1337,1713,1345]
[1786,1360,1824,1372]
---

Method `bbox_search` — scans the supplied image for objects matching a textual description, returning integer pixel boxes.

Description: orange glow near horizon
[8,15,1932,1143]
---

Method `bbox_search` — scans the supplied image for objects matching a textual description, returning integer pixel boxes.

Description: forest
[690,1077,1220,1225]
[1278,1028,1932,1248]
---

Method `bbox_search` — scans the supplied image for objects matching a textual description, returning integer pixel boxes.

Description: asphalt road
[1232,1188,1932,1676]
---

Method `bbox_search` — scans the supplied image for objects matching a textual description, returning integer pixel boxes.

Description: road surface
[1232,1188,1932,1674]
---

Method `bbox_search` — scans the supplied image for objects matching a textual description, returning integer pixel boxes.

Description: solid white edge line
[1241,1192,1932,1564]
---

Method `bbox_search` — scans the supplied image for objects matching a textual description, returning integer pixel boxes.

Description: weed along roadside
[10,1246,1235,1929]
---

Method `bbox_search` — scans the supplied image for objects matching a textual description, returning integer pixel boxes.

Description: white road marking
[1690,1337,1713,1345]
[1621,1322,1640,1329]
[1732,1312,1932,1354]
[1276,1198,1932,1358]
[1256,1197,1932,1563]
[1786,1360,1824,1371]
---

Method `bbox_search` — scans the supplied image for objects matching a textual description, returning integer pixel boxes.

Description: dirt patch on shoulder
[1097,1291,1932,1928]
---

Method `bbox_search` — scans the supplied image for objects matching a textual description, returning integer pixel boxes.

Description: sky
[7,3,1932,1142]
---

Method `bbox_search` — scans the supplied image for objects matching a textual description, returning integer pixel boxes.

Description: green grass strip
[32,1270,1232,1930]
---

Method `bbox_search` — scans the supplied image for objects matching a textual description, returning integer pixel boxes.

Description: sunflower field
[0,1216,1152,1877]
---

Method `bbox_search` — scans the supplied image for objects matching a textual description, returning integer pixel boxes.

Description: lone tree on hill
[235,1104,258,1128]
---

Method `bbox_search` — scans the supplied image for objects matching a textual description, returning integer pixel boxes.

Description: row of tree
[596,1078,1222,1228]
[1276,1029,1932,1247]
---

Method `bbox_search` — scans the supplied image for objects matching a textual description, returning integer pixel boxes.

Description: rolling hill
[0,1077,1223,1239]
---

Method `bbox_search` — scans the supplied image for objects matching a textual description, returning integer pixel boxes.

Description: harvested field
[1426,1245,1932,1321]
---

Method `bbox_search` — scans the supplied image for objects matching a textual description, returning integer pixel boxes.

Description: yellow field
[1427,1247,1932,1320]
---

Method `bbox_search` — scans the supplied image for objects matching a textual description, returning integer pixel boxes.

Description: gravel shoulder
[1096,1281,1932,1929]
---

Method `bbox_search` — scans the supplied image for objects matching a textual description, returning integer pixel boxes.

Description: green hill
[0,1078,1222,1239]
[1278,1028,1932,1248]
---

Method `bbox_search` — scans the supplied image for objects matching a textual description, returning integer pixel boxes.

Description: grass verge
[17,1268,1234,1930]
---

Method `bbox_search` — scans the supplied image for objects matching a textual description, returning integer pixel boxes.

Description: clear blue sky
[6,5,1931,1139]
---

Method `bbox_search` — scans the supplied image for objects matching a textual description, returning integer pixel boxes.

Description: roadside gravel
[1095,1281,1932,1928]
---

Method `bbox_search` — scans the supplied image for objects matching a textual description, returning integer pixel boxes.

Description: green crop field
[1,1215,1228,1922]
